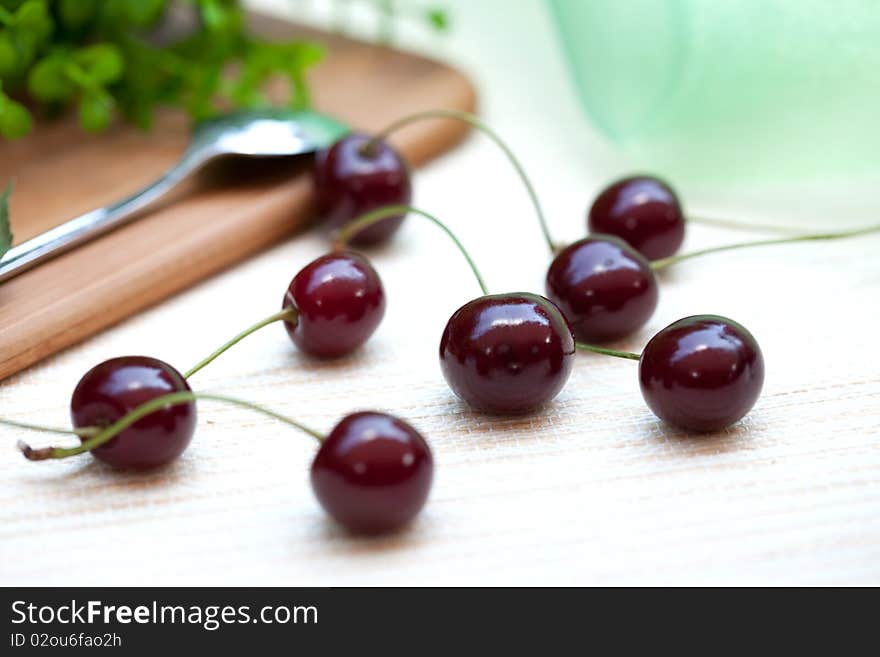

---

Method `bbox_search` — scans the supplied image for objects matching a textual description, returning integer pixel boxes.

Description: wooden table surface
[2,0,878,586]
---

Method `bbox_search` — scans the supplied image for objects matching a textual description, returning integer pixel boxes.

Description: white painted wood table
[1,1,878,585]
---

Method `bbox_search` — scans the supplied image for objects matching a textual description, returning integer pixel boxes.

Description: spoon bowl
[191,109,349,160]
[0,109,349,283]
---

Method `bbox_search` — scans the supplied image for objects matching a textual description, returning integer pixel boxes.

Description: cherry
[69,356,196,469]
[282,251,386,359]
[182,251,386,379]
[311,411,433,534]
[313,132,412,245]
[440,293,575,414]
[337,205,574,415]
[551,214,879,346]
[588,175,685,260]
[546,235,659,343]
[639,315,764,432]
[18,385,434,534]
[336,109,557,251]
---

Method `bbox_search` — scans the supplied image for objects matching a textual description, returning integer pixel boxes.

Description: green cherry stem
[334,204,490,296]
[362,109,558,255]
[18,392,324,462]
[576,342,641,361]
[687,214,804,235]
[651,223,880,271]
[184,307,297,380]
[0,418,99,438]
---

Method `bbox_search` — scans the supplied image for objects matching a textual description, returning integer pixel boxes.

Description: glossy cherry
[70,356,196,469]
[439,293,575,414]
[639,315,764,432]
[313,132,412,245]
[282,251,386,359]
[311,411,433,534]
[546,235,659,343]
[588,175,685,260]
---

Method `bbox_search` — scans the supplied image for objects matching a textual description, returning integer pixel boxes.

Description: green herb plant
[367,0,449,43]
[0,0,325,139]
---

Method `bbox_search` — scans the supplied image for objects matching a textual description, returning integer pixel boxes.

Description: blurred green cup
[548,0,880,183]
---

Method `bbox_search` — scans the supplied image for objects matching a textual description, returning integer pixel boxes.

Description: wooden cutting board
[0,14,475,382]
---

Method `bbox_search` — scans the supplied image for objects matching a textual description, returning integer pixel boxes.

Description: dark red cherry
[70,356,196,469]
[545,236,659,343]
[282,251,386,359]
[588,175,685,260]
[313,132,412,245]
[639,315,764,432]
[311,412,433,534]
[439,293,575,414]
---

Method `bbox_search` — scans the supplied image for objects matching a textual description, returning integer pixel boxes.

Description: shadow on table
[17,451,191,489]
[442,396,758,457]
[312,515,427,553]
[641,417,759,457]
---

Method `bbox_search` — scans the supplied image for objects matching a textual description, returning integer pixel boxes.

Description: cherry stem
[18,391,324,462]
[333,204,490,296]
[0,418,99,438]
[651,223,880,271]
[576,342,641,361]
[687,214,804,235]
[184,307,297,379]
[362,109,557,255]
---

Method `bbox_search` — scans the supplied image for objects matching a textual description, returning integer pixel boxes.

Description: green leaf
[200,0,226,31]
[8,28,38,70]
[78,89,113,132]
[0,96,32,138]
[197,0,242,33]
[125,98,155,131]
[426,9,449,31]
[0,32,17,76]
[95,0,164,28]
[58,0,99,30]
[73,44,124,85]
[14,0,53,42]
[28,53,75,101]
[0,182,12,260]
[119,0,166,27]
[1,0,326,141]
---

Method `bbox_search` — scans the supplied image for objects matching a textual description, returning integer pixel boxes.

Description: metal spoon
[0,109,349,283]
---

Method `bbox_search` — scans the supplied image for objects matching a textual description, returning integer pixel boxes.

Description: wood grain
[0,14,476,382]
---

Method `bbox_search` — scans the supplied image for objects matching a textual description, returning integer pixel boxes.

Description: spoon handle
[0,157,202,284]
